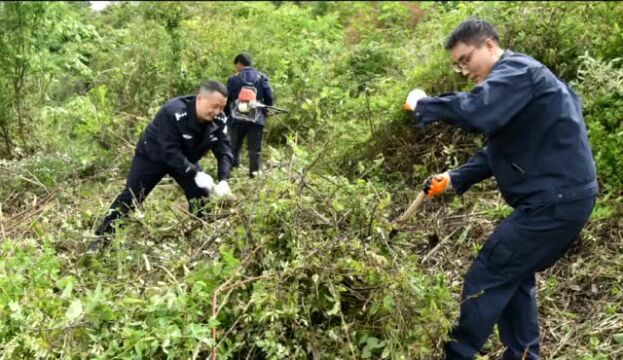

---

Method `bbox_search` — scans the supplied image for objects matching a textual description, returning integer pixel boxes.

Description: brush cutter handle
[254,103,289,114]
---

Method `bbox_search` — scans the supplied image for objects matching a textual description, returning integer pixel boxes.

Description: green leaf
[208,317,221,329]
[381,346,391,358]
[66,299,83,321]
[367,336,380,348]
[327,298,341,316]
[367,336,384,349]
[312,274,319,284]
[61,279,74,299]
[383,294,395,312]
[613,333,623,344]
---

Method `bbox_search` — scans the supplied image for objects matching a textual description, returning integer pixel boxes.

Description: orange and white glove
[423,172,452,198]
[404,89,427,111]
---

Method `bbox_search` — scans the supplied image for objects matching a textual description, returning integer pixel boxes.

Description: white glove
[213,180,234,200]
[194,172,215,191]
[404,89,427,111]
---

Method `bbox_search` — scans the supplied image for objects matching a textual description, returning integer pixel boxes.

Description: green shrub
[573,55,623,197]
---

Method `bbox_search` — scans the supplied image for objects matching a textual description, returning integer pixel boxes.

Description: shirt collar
[187,96,206,133]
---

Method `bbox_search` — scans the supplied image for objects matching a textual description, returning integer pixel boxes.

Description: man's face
[235,62,245,73]
[450,39,499,84]
[197,91,227,122]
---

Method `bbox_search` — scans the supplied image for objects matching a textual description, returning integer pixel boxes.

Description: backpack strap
[238,70,256,86]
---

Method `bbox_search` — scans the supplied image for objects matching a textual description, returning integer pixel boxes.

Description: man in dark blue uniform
[89,81,235,252]
[404,19,598,359]
[225,53,274,178]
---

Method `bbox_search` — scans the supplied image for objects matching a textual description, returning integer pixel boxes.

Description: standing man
[89,81,235,252]
[225,53,274,178]
[404,19,597,359]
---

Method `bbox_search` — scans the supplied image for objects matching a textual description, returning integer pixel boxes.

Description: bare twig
[4,187,59,235]
[421,226,464,264]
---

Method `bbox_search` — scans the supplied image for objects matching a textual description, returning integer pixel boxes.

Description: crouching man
[89,80,235,252]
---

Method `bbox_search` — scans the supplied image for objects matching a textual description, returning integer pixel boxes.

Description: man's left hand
[214,180,235,201]
[404,89,427,111]
[423,172,452,198]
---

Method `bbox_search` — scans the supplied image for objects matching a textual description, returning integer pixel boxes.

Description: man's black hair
[445,18,500,50]
[234,53,252,67]
[199,80,228,98]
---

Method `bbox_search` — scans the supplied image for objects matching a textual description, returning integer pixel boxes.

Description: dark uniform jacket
[136,95,234,181]
[415,50,598,207]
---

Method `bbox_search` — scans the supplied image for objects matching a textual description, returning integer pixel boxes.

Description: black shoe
[86,236,111,254]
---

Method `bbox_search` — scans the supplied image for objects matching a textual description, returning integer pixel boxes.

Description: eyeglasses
[452,47,477,73]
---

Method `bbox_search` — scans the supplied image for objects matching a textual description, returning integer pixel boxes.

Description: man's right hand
[194,172,215,191]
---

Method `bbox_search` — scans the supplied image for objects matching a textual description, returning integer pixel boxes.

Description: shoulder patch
[174,111,188,121]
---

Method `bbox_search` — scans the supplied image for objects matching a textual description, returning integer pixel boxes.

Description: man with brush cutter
[399,18,597,359]
[225,53,280,179]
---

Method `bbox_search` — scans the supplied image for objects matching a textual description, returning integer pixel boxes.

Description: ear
[484,38,497,52]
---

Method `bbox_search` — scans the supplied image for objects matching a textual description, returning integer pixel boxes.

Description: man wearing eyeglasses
[404,19,597,359]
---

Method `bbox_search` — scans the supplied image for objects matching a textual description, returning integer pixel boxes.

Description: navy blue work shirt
[414,50,598,207]
[226,67,274,126]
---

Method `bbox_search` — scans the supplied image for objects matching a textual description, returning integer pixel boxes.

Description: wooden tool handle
[395,191,426,225]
